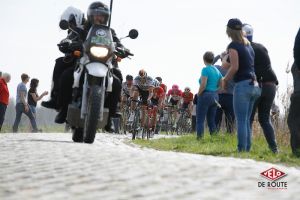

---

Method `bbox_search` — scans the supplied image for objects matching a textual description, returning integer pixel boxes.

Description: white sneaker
[128,112,135,122]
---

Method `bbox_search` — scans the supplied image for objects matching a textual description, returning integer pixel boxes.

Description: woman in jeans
[223,18,261,152]
[196,51,223,139]
[28,79,48,118]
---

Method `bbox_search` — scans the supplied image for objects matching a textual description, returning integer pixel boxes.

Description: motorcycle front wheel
[84,85,102,144]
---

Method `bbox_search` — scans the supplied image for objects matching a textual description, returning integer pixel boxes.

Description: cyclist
[129,69,155,131]
[181,86,194,117]
[166,84,182,128]
[121,74,133,109]
[150,79,165,131]
[167,84,182,107]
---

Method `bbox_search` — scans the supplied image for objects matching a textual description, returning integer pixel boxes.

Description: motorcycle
[59,18,138,144]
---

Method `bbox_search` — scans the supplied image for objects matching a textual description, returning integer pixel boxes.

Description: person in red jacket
[0,73,11,131]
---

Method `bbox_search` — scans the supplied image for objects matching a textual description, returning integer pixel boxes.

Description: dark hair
[21,73,29,82]
[203,51,215,64]
[30,78,39,91]
[126,74,133,81]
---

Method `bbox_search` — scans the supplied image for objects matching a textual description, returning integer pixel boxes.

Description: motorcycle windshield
[85,25,114,50]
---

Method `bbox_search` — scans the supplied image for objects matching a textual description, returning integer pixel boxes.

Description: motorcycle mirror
[59,20,69,30]
[128,29,138,39]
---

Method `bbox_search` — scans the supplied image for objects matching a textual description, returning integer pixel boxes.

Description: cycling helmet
[184,87,191,92]
[172,84,179,90]
[87,1,110,25]
[138,69,147,78]
[155,76,162,83]
[153,79,160,87]
[126,74,133,81]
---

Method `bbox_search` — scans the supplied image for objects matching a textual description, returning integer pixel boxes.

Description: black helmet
[87,1,110,25]
[126,75,133,81]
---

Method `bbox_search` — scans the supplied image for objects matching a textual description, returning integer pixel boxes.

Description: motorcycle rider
[43,2,128,133]
[41,6,86,111]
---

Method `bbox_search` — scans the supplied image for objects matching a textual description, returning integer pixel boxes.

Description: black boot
[55,107,68,124]
[41,99,58,110]
[104,118,115,133]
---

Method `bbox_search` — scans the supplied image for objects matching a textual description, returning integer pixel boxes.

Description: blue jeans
[12,103,38,133]
[196,91,218,138]
[29,105,36,114]
[250,83,278,152]
[215,94,235,133]
[233,80,261,152]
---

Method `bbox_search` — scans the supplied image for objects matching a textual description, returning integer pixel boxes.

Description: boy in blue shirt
[197,51,223,139]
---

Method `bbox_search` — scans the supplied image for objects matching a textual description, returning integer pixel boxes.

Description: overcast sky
[1,0,300,106]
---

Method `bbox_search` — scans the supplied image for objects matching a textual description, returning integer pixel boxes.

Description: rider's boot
[41,98,58,110]
[55,106,68,124]
[105,118,116,133]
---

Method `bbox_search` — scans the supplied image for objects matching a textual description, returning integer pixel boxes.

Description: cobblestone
[0,133,299,200]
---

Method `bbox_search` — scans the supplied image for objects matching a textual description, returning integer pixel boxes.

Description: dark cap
[227,18,243,30]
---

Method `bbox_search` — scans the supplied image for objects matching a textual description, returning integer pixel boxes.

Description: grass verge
[133,133,300,167]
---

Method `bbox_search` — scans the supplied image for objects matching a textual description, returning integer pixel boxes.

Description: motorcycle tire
[84,85,102,144]
[72,128,84,142]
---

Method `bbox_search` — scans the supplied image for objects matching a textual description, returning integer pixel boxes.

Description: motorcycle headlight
[90,46,109,58]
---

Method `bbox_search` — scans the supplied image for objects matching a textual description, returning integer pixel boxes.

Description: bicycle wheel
[132,108,141,140]
[176,114,184,135]
[121,107,129,134]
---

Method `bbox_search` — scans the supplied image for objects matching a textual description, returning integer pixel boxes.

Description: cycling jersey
[133,76,154,91]
[167,89,182,101]
[121,82,133,97]
[152,86,164,100]
[181,91,194,104]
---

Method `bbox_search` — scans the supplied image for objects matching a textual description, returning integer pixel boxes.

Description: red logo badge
[260,167,287,181]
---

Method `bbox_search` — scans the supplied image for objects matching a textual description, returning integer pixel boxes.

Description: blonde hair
[226,27,250,45]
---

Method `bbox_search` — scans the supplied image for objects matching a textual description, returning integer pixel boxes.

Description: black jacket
[294,28,300,70]
[251,42,278,85]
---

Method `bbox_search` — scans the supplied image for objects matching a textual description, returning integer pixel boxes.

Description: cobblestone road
[0,133,299,200]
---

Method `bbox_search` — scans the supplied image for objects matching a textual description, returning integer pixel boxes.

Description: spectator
[196,51,223,139]
[215,53,235,134]
[0,73,11,131]
[28,78,48,118]
[12,73,38,133]
[288,27,300,157]
[243,24,279,153]
[223,18,261,152]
